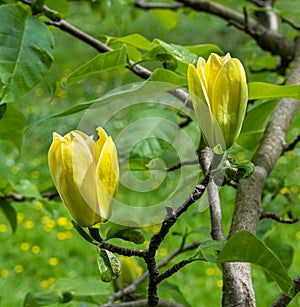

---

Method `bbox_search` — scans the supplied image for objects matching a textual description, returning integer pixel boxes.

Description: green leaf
[23,292,62,307]
[149,68,187,87]
[159,282,192,307]
[106,222,145,244]
[31,0,46,14]
[237,99,278,150]
[248,82,300,100]
[196,239,227,262]
[263,237,294,271]
[13,180,40,199]
[0,4,54,103]
[0,200,17,232]
[52,277,111,297]
[65,45,127,85]
[153,9,178,30]
[97,249,121,282]
[0,104,26,150]
[142,39,198,73]
[224,156,254,181]
[185,44,224,58]
[107,33,152,51]
[216,230,294,296]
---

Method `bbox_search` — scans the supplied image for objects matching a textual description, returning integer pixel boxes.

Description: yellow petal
[70,131,99,218]
[187,64,209,107]
[204,53,231,102]
[73,130,95,154]
[96,136,119,220]
[48,131,102,227]
[95,127,108,162]
[211,58,248,148]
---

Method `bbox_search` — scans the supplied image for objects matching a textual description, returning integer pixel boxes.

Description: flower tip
[52,132,62,141]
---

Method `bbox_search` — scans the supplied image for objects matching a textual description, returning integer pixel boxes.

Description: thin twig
[0,191,58,202]
[156,259,194,283]
[167,159,199,171]
[145,173,210,306]
[260,211,299,224]
[281,17,300,31]
[135,0,184,10]
[102,299,185,307]
[283,134,300,152]
[271,275,300,307]
[107,241,200,303]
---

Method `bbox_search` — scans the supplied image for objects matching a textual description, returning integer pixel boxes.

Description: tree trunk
[222,37,300,306]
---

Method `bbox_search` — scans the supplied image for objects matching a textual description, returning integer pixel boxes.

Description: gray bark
[222,38,300,306]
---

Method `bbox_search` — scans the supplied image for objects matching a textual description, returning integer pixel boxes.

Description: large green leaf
[142,39,198,73]
[149,68,187,87]
[0,4,54,103]
[0,103,26,150]
[159,282,192,307]
[248,82,300,100]
[65,45,127,85]
[216,230,294,297]
[106,33,152,51]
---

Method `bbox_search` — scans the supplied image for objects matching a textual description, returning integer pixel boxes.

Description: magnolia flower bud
[188,53,248,149]
[48,127,119,227]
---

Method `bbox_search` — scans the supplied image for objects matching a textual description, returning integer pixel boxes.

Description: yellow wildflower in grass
[48,128,119,227]
[31,170,40,179]
[20,242,30,251]
[49,258,59,266]
[57,231,72,240]
[32,245,41,254]
[24,220,34,229]
[57,217,68,227]
[1,269,9,278]
[188,53,248,149]
[41,277,55,288]
[159,248,168,256]
[0,224,7,232]
[14,265,23,273]
[17,213,25,223]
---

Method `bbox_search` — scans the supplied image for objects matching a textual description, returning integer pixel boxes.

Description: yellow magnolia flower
[188,53,248,149]
[48,128,119,227]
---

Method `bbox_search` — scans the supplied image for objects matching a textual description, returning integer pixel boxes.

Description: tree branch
[102,299,185,307]
[271,275,300,307]
[260,211,299,224]
[283,134,300,152]
[107,241,200,304]
[167,159,199,171]
[223,37,300,307]
[144,173,210,306]
[199,144,225,241]
[176,0,296,59]
[135,0,184,10]
[0,191,58,202]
